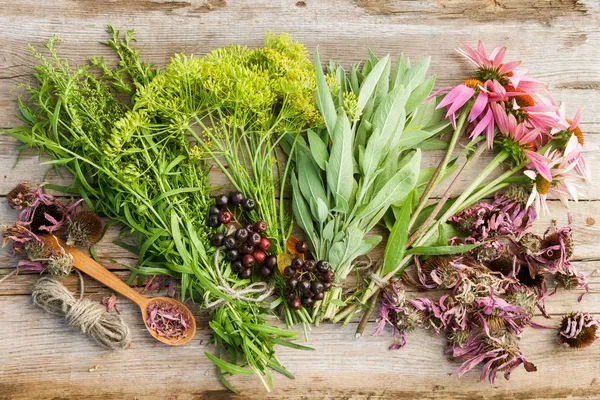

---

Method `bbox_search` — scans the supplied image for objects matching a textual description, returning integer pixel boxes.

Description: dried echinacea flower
[146,301,192,341]
[67,211,103,247]
[557,312,599,349]
[7,182,33,210]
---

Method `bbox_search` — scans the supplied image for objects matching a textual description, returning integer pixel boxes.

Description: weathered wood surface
[1,0,600,399]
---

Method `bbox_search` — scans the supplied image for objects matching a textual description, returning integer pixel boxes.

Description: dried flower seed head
[516,265,545,289]
[67,211,103,247]
[448,330,470,347]
[486,252,514,277]
[7,182,33,210]
[24,240,51,261]
[519,232,542,253]
[554,271,586,291]
[542,231,574,260]
[30,203,65,233]
[507,287,538,315]
[473,243,501,263]
[46,252,74,278]
[419,256,458,289]
[558,312,599,349]
[502,184,530,205]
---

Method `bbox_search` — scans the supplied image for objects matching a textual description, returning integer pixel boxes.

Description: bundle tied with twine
[32,276,131,349]
[204,247,274,310]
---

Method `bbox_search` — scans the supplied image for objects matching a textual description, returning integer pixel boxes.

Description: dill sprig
[3,26,308,391]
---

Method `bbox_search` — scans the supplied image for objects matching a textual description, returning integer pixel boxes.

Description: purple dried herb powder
[146,302,191,341]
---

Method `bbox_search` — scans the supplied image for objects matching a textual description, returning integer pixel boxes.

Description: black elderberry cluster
[209,192,276,279]
[283,240,334,310]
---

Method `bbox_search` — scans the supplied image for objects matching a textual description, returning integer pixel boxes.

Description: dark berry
[230,192,245,205]
[304,259,316,272]
[316,260,329,273]
[301,296,314,307]
[240,268,252,279]
[298,279,311,294]
[286,277,299,291]
[311,281,324,294]
[218,211,232,225]
[240,243,255,255]
[290,298,302,310]
[295,241,309,254]
[215,195,229,208]
[285,291,297,301]
[323,282,332,291]
[253,250,266,263]
[241,198,256,211]
[209,205,221,215]
[259,266,272,277]
[226,249,239,262]
[231,261,243,273]
[322,269,335,283]
[207,214,220,228]
[264,255,277,270]
[254,221,267,233]
[258,237,271,251]
[210,233,225,247]
[242,254,255,268]
[246,224,255,232]
[291,257,304,270]
[223,235,237,249]
[248,232,261,246]
[235,228,249,241]
[314,292,324,301]
[283,266,296,277]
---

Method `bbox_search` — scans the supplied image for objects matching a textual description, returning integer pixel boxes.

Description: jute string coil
[32,276,131,349]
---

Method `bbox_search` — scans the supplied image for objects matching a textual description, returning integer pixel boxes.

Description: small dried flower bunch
[382,246,541,383]
[3,183,101,277]
[558,312,599,349]
[372,279,423,350]
[436,42,589,214]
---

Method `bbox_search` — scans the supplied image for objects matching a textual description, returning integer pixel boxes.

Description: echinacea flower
[495,113,552,181]
[557,312,599,348]
[450,330,537,383]
[524,138,586,213]
[372,279,422,349]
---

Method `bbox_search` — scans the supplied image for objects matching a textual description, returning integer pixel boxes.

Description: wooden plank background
[1,0,599,399]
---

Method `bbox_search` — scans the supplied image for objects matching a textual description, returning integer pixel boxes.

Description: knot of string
[204,248,274,309]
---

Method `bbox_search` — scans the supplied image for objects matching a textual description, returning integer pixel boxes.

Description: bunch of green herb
[142,33,319,329]
[287,50,448,322]
[3,27,310,392]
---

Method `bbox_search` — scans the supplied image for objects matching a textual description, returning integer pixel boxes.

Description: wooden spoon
[40,234,196,346]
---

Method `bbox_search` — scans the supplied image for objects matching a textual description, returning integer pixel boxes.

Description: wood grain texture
[0,0,599,399]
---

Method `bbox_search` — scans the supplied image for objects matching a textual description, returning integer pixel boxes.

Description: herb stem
[408,108,468,231]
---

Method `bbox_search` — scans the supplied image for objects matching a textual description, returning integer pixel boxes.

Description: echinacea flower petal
[525,150,552,182]
[469,92,488,122]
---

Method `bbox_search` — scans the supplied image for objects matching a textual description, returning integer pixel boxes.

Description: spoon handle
[41,234,150,309]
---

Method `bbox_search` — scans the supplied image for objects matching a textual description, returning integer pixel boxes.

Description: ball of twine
[32,277,131,349]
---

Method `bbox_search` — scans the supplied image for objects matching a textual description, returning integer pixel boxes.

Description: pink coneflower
[436,84,475,127]
[524,139,585,212]
[495,113,552,182]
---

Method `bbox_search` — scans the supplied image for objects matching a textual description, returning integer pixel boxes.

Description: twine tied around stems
[32,276,131,349]
[203,247,274,309]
